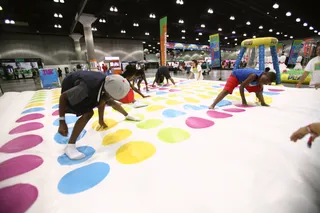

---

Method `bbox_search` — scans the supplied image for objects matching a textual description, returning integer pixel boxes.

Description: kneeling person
[58,72,140,160]
[209,68,276,109]
[152,66,176,86]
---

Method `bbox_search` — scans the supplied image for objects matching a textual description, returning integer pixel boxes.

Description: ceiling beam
[69,0,89,34]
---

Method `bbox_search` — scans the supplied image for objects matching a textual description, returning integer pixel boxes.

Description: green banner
[160,17,167,66]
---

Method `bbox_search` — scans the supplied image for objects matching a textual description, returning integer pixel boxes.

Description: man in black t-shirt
[152,66,176,86]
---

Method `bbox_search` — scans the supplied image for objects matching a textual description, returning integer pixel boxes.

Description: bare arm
[239,74,257,104]
[255,90,268,106]
[97,99,105,123]
[290,123,320,142]
[130,82,145,98]
[106,99,128,116]
[297,71,310,87]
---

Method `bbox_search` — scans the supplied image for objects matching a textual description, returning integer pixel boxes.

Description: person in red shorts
[209,68,276,109]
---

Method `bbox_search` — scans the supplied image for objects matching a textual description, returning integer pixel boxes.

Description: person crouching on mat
[58,72,140,160]
[133,62,149,92]
[120,64,150,108]
[152,66,176,86]
[209,68,276,109]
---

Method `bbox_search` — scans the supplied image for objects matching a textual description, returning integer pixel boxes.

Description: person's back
[232,68,263,84]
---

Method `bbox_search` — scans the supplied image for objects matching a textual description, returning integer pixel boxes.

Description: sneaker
[133,101,148,108]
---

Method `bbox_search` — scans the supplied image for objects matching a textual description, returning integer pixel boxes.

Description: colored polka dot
[169,89,181,92]
[257,96,273,104]
[0,184,38,213]
[215,99,232,107]
[183,104,206,111]
[134,93,143,100]
[112,105,131,113]
[184,97,200,103]
[52,100,59,104]
[116,141,156,164]
[152,96,167,101]
[185,117,215,129]
[207,91,218,96]
[53,115,78,126]
[223,108,246,113]
[0,135,43,153]
[25,103,44,109]
[92,109,108,118]
[57,146,95,165]
[156,91,168,95]
[125,114,145,122]
[16,113,44,123]
[212,85,223,88]
[9,122,44,135]
[157,128,190,143]
[54,127,87,144]
[168,93,179,98]
[268,88,284,92]
[0,155,43,181]
[166,99,183,105]
[146,105,166,112]
[226,96,241,101]
[263,91,280,96]
[207,110,233,119]
[197,94,211,99]
[52,109,59,116]
[102,129,132,146]
[58,162,110,194]
[137,119,163,129]
[234,104,255,108]
[162,109,186,118]
[92,118,118,131]
[159,87,169,90]
[234,91,250,97]
[28,99,46,104]
[22,107,45,114]
[52,104,59,109]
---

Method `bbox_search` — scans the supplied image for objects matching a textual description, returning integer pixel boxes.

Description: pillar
[234,47,247,70]
[259,45,265,72]
[270,46,281,84]
[78,13,97,70]
[69,33,83,60]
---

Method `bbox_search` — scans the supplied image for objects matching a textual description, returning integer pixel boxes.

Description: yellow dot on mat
[137,119,163,129]
[166,99,183,105]
[92,109,107,118]
[125,114,145,122]
[25,103,44,108]
[205,87,213,90]
[226,96,241,101]
[146,105,166,112]
[134,93,143,100]
[92,118,118,132]
[102,129,132,146]
[182,91,194,95]
[52,100,59,104]
[168,93,179,98]
[207,91,218,96]
[197,94,212,99]
[52,95,60,99]
[116,141,156,164]
[234,91,250,97]
[29,99,45,104]
[256,96,273,104]
[184,97,200,103]
[152,97,167,101]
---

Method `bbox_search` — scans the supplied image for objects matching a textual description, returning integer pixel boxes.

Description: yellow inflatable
[280,69,311,84]
[241,37,278,48]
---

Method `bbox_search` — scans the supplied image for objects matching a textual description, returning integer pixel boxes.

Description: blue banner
[39,69,60,88]
[288,40,303,65]
[209,34,221,68]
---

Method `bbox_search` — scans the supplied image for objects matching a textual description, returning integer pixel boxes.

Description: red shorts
[224,74,262,94]
[119,89,134,103]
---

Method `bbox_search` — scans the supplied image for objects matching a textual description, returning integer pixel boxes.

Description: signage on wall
[288,40,304,65]
[39,69,60,89]
[209,33,221,68]
[160,16,167,66]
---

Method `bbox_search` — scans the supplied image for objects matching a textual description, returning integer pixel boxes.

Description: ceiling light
[54,13,58,17]
[92,27,97,31]
[148,44,151,47]
[227,42,230,45]
[54,24,57,28]
[179,19,184,24]
[153,47,155,49]
[182,36,185,39]
[243,33,247,36]
[259,25,263,29]
[275,17,277,19]
[235,43,238,46]
[235,38,238,41]
[267,12,269,14]
[253,36,256,38]
[157,42,160,44]
[315,30,318,33]
[201,24,205,28]
[218,28,222,31]
[142,41,146,44]
[276,32,280,35]
[246,21,251,25]
[59,0,64,3]
[114,7,118,12]
[181,30,186,33]
[208,40,210,42]
[296,18,301,22]
[196,38,199,41]
[167,35,169,37]
[10,20,15,24]
[273,3,279,9]
[284,34,288,37]
[290,36,293,39]
[145,32,149,35]
[269,29,273,32]
[53,0,59,2]
[232,31,236,34]
[0,6,2,11]
[309,26,314,30]
[110,7,114,11]
[225,37,228,39]
[208,8,213,14]
[286,12,291,16]
[318,32,320,35]
[303,22,308,27]
[58,25,62,28]
[199,32,202,35]
[150,13,156,19]
[230,16,235,20]
[58,14,63,18]
[176,0,184,5]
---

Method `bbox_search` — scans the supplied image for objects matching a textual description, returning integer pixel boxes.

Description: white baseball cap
[104,75,130,100]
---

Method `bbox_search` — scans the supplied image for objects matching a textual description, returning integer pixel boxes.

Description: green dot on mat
[208,91,218,96]
[157,127,190,143]
[125,114,145,123]
[137,119,163,129]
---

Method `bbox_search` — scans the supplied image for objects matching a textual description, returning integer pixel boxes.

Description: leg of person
[137,79,142,91]
[209,75,238,109]
[169,78,176,85]
[65,110,94,160]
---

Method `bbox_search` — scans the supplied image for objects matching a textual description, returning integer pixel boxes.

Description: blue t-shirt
[232,68,263,85]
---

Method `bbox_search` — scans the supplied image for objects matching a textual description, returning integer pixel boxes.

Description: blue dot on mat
[162,109,186,118]
[263,91,280,96]
[58,162,110,194]
[52,104,59,109]
[54,127,87,144]
[212,85,222,88]
[156,91,168,95]
[183,104,205,111]
[216,100,232,107]
[22,107,45,114]
[57,146,95,165]
[53,115,78,126]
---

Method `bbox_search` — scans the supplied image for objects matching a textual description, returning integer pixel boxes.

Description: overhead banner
[288,40,303,65]
[209,33,221,68]
[39,69,60,89]
[160,16,167,66]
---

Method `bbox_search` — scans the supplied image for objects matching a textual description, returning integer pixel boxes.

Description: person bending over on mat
[120,65,150,108]
[58,72,140,160]
[209,68,276,109]
[133,62,149,92]
[152,66,176,86]
[290,123,320,146]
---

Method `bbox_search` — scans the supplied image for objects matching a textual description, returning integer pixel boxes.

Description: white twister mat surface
[0,78,320,213]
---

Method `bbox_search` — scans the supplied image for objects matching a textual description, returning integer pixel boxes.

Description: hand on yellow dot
[92,118,118,132]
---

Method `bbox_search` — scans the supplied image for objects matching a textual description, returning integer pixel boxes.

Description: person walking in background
[57,67,62,82]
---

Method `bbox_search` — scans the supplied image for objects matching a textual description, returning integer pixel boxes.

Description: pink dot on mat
[16,113,44,123]
[0,155,43,181]
[0,135,43,153]
[185,116,215,129]
[268,89,284,92]
[234,104,255,108]
[159,87,169,90]
[9,122,44,135]
[220,84,225,86]
[179,80,185,82]
[207,110,233,119]
[223,108,246,113]
[52,109,59,116]
[0,183,38,213]
[169,89,181,92]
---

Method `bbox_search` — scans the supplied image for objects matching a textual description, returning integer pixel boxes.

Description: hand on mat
[242,102,248,106]
[126,115,140,121]
[315,83,320,89]
[98,121,108,130]
[58,122,68,137]
[290,127,317,142]
[143,95,151,98]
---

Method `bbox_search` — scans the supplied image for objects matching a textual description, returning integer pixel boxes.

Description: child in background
[152,66,176,86]
[188,60,203,81]
[209,68,276,109]
[120,65,150,108]
[133,62,149,92]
